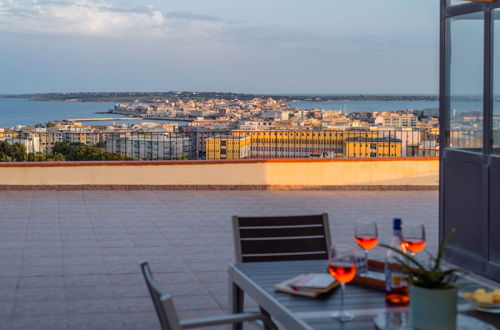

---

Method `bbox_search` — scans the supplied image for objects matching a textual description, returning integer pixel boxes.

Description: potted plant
[382,230,462,330]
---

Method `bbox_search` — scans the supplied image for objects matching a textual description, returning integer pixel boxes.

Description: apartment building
[261,111,290,121]
[35,131,64,153]
[231,130,378,158]
[344,137,402,158]
[205,135,251,160]
[4,135,42,153]
[106,133,190,159]
[375,112,418,128]
[64,131,102,146]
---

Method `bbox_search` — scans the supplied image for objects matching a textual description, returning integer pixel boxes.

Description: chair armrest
[180,312,264,329]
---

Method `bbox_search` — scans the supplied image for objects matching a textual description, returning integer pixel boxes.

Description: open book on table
[275,273,339,298]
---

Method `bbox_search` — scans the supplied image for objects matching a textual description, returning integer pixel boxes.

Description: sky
[0,0,440,95]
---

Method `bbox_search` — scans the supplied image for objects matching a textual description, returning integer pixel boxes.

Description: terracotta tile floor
[0,190,437,329]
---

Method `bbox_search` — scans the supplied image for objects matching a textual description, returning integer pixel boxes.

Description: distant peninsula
[1,91,439,103]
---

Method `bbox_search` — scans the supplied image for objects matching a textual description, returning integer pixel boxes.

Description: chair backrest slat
[239,225,325,238]
[233,214,331,263]
[240,237,326,254]
[141,262,182,330]
[238,216,324,227]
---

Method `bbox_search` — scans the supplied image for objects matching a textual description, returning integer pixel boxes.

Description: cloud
[0,0,226,38]
[167,11,228,23]
[0,1,434,52]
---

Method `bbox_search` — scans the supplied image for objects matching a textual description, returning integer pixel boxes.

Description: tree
[0,141,26,162]
[0,140,132,162]
[51,141,130,161]
[94,141,106,149]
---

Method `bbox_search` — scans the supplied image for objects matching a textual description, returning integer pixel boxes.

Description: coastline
[0,92,440,103]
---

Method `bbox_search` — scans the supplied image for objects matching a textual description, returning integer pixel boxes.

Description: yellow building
[206,135,251,160]
[0,130,18,140]
[231,130,380,158]
[65,132,101,145]
[344,137,402,158]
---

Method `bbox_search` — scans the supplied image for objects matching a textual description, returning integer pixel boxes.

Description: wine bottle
[385,218,409,305]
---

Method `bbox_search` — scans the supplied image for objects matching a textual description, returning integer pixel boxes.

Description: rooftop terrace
[0,190,437,329]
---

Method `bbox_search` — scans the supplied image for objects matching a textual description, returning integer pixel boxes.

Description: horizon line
[0,91,440,97]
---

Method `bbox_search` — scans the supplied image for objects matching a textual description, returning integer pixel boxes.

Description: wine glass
[402,224,426,256]
[354,221,378,272]
[328,246,357,322]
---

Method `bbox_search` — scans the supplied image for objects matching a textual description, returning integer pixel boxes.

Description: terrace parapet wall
[0,158,439,190]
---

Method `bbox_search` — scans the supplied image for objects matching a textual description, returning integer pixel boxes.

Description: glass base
[331,311,355,322]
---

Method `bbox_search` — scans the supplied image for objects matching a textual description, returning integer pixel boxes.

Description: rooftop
[344,137,403,143]
[0,190,437,329]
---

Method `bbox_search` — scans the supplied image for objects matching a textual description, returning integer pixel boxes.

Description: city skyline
[0,0,439,95]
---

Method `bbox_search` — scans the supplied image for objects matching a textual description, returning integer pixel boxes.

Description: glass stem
[340,282,345,314]
[364,250,368,271]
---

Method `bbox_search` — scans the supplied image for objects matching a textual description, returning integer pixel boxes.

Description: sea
[0,97,485,128]
[0,98,145,127]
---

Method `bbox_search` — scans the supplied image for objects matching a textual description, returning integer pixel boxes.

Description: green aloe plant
[381,229,462,289]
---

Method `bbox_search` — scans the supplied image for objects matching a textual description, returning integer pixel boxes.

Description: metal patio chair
[231,213,332,330]
[141,261,272,330]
